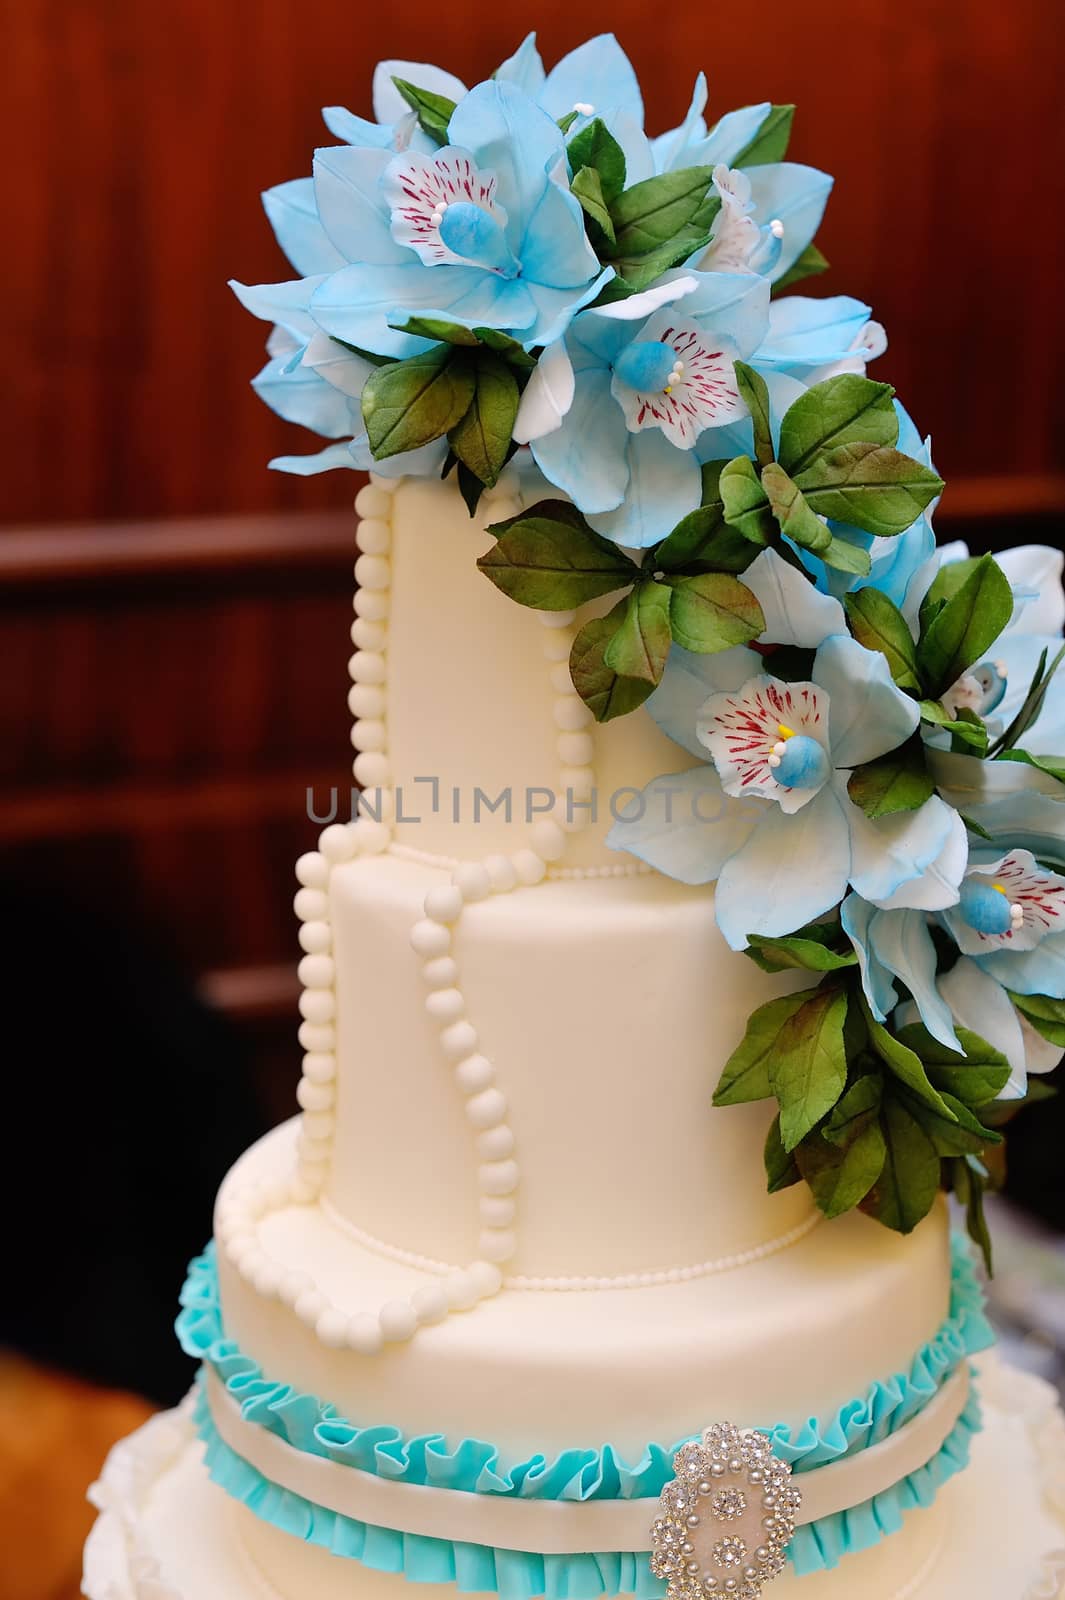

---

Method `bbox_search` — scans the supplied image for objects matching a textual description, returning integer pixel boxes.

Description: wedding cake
[85,34,1065,1600]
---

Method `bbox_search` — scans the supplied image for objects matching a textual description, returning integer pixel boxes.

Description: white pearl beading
[302,1204,822,1292]
[227,469,613,1355]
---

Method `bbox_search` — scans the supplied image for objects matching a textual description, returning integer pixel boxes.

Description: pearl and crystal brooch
[649,1423,800,1598]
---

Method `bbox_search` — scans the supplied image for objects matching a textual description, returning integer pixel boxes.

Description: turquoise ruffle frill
[178,1234,992,1590]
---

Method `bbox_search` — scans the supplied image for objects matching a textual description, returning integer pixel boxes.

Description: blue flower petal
[252,355,353,437]
[269,441,357,475]
[349,434,450,478]
[372,60,468,126]
[840,895,898,1021]
[320,106,399,149]
[312,146,406,265]
[744,548,847,648]
[715,786,851,949]
[606,767,760,885]
[696,103,772,168]
[649,645,762,758]
[848,793,967,911]
[815,635,920,767]
[494,33,546,97]
[521,269,616,349]
[262,179,346,277]
[530,368,629,512]
[537,34,643,126]
[519,166,603,290]
[870,908,962,1051]
[978,930,1065,999]
[961,792,1065,866]
[230,276,327,343]
[449,81,563,252]
[310,262,534,358]
[744,163,834,280]
[586,429,701,548]
[651,73,708,173]
[677,271,770,360]
[938,959,1028,1096]
[758,296,872,370]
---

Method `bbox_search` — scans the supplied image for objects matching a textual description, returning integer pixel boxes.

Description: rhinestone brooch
[649,1422,800,1599]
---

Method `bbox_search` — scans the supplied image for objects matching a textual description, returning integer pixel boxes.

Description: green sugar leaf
[745,932,857,975]
[611,226,711,289]
[847,737,934,819]
[918,698,991,752]
[568,601,658,723]
[1005,990,1065,1047]
[472,328,538,369]
[779,375,898,478]
[794,443,944,538]
[603,581,673,686]
[915,553,1014,697]
[571,165,616,247]
[906,1091,1001,1157]
[556,110,579,135]
[844,587,921,692]
[477,500,638,609]
[996,748,1065,784]
[391,315,482,346]
[714,988,821,1108]
[448,352,520,489]
[896,1023,1012,1106]
[653,504,757,576]
[700,459,728,506]
[864,1007,959,1122]
[950,1158,994,1273]
[734,361,774,468]
[861,1095,941,1234]
[362,346,476,461]
[731,103,795,166]
[567,117,627,203]
[666,572,764,654]
[771,242,829,295]
[456,460,484,517]
[823,1073,882,1147]
[769,986,850,1152]
[796,1121,886,1219]
[391,77,456,145]
[764,1116,802,1193]
[761,461,831,552]
[610,165,714,258]
[821,534,873,576]
[719,455,775,545]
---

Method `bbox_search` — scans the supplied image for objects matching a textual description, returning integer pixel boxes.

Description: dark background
[0,7,1063,1584]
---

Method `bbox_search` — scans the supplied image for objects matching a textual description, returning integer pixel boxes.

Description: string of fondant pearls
[220,470,611,1357]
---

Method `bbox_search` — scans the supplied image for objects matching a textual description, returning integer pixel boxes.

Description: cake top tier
[238,34,1065,1273]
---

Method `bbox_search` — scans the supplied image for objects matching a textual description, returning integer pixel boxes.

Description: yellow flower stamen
[778,723,796,740]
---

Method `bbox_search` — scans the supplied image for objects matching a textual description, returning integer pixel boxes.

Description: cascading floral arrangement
[235,33,1063,1262]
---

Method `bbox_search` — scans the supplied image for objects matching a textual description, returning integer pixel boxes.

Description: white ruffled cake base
[84,1356,1065,1600]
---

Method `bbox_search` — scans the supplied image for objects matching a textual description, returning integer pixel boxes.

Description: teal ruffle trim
[179,1234,993,1587]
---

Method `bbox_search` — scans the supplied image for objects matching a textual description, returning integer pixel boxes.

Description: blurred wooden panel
[4,0,1064,526]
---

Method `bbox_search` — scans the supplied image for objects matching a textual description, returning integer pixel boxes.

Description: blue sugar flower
[518,279,884,547]
[841,835,1065,1095]
[608,602,965,948]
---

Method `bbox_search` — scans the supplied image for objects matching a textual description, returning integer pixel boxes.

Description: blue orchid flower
[841,833,1065,1096]
[518,279,885,547]
[607,561,967,947]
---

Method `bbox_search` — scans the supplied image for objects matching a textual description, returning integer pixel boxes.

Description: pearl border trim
[316,1201,823,1291]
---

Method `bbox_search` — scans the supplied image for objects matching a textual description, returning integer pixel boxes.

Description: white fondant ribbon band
[205,1365,970,1557]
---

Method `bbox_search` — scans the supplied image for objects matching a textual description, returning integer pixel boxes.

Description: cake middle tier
[314,851,813,1280]
[213,1121,955,1462]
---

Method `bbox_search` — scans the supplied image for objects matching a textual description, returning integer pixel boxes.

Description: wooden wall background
[3,0,1065,1108]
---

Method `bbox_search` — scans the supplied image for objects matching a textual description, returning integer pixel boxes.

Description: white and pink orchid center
[952,849,1065,952]
[610,308,747,448]
[384,148,516,274]
[695,674,831,814]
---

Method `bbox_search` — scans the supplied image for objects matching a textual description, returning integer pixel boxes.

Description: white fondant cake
[84,473,1065,1598]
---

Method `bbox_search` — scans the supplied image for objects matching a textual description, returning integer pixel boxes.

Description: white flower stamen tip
[770,218,785,238]
[572,101,595,116]
[1010,903,1025,925]
[767,754,781,769]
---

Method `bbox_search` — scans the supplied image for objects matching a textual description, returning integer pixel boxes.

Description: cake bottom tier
[85,1357,1065,1600]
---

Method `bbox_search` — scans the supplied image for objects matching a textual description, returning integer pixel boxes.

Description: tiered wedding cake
[86,34,1065,1600]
